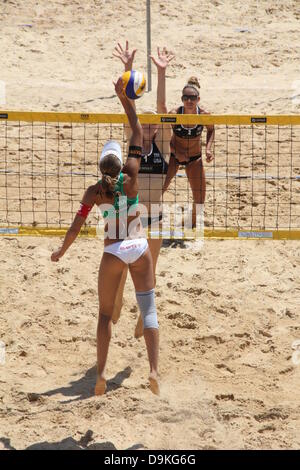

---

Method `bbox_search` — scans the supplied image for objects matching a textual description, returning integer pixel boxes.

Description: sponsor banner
[0,228,19,234]
[238,231,273,239]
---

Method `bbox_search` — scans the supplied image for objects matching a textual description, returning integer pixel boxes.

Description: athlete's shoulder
[122,172,130,185]
[87,182,99,194]
[81,183,98,206]
[199,107,210,115]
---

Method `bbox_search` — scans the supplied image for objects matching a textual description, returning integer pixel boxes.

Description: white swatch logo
[0,341,5,365]
[291,80,300,106]
[291,340,300,366]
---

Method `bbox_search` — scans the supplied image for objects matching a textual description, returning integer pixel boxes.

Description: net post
[146,0,152,92]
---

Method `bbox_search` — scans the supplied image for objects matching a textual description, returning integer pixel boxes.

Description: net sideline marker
[1,226,299,240]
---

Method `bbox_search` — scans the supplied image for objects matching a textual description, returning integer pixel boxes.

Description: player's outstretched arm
[51,187,94,262]
[114,76,143,179]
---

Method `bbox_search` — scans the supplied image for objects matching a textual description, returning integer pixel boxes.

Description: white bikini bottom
[103,238,148,265]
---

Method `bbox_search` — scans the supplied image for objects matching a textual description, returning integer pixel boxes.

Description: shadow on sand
[0,431,145,450]
[39,365,132,403]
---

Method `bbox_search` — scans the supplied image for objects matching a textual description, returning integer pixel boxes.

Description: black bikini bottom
[171,153,202,166]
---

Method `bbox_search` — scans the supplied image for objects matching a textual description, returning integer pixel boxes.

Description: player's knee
[135,289,159,330]
[98,311,112,327]
[99,304,113,317]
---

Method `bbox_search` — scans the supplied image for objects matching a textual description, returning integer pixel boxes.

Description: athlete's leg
[134,238,162,339]
[129,248,160,395]
[148,238,163,285]
[111,266,128,324]
[95,252,126,395]
[185,158,205,227]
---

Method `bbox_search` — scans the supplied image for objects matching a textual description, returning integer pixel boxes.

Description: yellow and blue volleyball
[122,70,146,100]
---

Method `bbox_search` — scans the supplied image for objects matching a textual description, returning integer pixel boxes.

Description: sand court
[0,0,300,450]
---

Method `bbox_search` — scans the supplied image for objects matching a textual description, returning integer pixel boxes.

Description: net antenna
[146,0,152,92]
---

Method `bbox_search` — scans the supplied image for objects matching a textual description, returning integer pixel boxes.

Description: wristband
[128,145,142,158]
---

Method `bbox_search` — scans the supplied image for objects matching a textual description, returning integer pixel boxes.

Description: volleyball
[122,70,146,100]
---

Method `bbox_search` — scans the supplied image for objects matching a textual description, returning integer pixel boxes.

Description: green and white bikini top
[101,172,139,219]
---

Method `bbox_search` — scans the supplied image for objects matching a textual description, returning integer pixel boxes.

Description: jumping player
[51,77,160,395]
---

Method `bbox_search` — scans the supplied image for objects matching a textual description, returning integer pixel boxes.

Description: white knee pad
[136,289,159,329]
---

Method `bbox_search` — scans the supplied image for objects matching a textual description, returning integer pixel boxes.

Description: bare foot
[95,376,106,396]
[149,374,160,396]
[134,314,144,339]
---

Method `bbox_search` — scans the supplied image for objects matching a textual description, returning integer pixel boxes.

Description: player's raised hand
[113,41,137,71]
[151,46,175,70]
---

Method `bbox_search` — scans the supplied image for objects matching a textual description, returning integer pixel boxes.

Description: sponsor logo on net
[95,201,204,244]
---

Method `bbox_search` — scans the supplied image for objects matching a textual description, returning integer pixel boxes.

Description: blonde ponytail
[99,154,122,196]
[101,173,119,197]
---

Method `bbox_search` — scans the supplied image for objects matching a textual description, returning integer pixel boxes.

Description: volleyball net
[0,111,300,239]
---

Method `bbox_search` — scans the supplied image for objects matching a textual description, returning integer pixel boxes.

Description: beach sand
[0,0,300,450]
